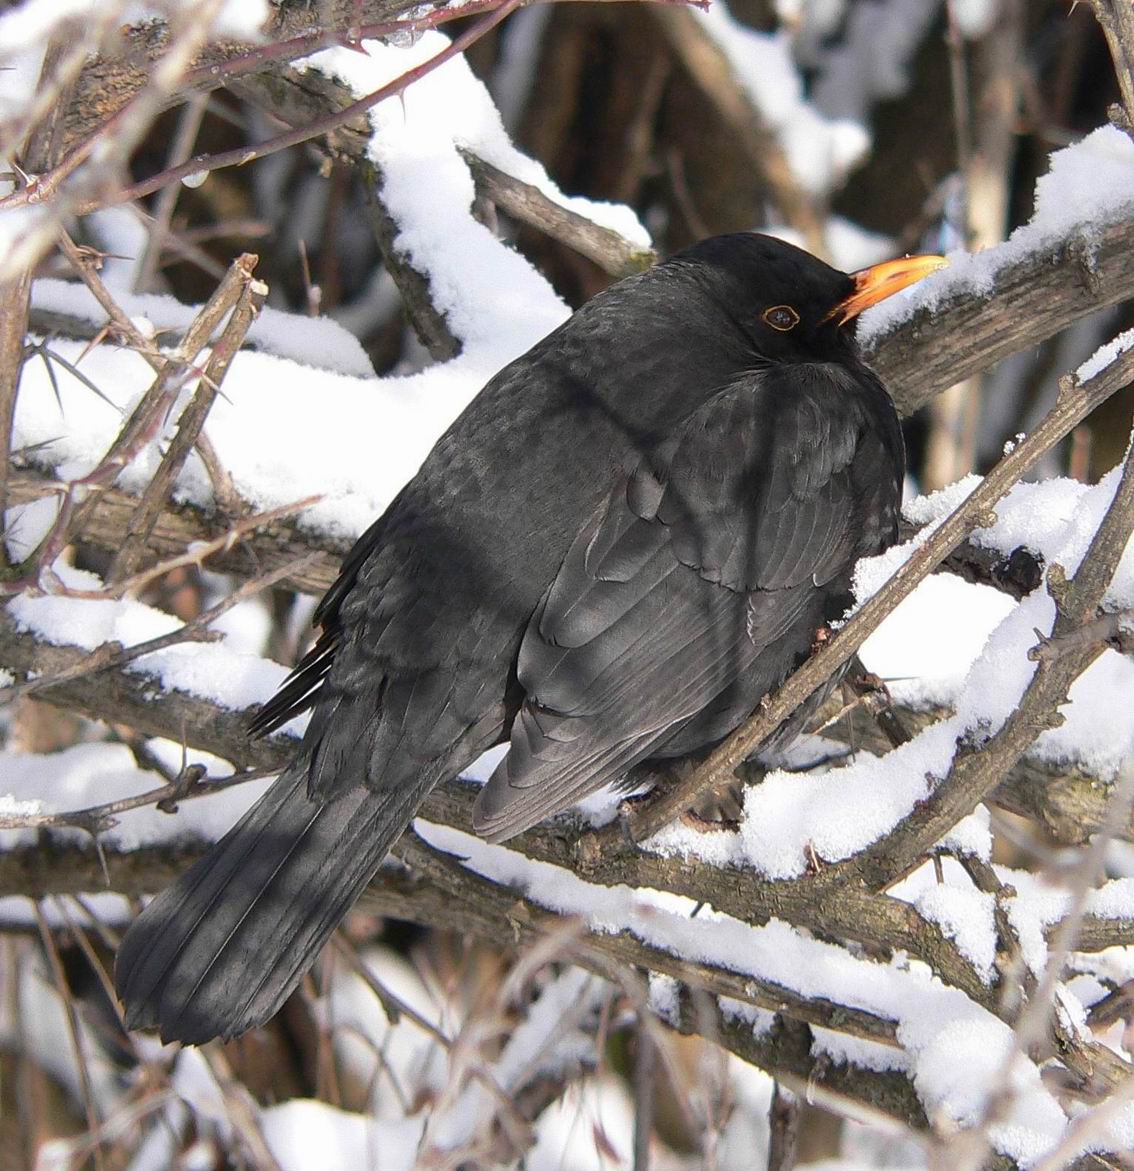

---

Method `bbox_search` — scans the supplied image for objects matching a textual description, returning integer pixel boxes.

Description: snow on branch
[3,2,1134,1166]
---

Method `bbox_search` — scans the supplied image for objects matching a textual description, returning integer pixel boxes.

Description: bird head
[672,233,946,366]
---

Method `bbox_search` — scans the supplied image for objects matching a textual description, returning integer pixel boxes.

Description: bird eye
[762,305,800,331]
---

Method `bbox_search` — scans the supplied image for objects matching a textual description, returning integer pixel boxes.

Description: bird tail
[114,766,427,1045]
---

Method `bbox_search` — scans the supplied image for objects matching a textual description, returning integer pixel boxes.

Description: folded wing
[473,361,901,841]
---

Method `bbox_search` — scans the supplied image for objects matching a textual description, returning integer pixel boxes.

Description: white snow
[261,1100,424,1171]
[913,882,997,984]
[736,721,956,878]
[859,125,1134,345]
[416,819,1070,1158]
[32,277,378,378]
[939,806,994,861]
[1077,327,1134,383]
[859,572,1016,709]
[7,561,303,728]
[697,1,869,195]
[808,0,940,123]
[0,0,117,54]
[949,0,1000,40]
[0,1,268,54]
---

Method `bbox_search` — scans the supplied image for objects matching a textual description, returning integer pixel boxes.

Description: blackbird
[115,233,943,1043]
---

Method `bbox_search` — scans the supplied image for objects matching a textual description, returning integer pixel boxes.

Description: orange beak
[828,254,947,325]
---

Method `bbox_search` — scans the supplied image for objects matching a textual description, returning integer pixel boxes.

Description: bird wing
[473,361,901,841]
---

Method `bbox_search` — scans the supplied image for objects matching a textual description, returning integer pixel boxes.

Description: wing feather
[473,362,903,841]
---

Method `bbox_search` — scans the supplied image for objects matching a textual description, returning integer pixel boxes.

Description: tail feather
[115,767,428,1044]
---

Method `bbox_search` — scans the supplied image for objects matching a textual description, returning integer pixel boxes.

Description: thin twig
[199,1043,285,1171]
[56,230,167,364]
[134,93,208,294]
[1089,1,1134,137]
[767,1080,801,1171]
[0,43,84,542]
[0,550,319,712]
[109,261,266,581]
[32,901,108,1171]
[330,934,453,1049]
[30,0,526,219]
[59,227,246,516]
[11,254,257,588]
[1029,608,1134,663]
[0,763,277,835]
[0,269,32,567]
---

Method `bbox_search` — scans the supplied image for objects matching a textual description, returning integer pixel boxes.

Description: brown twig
[0,269,31,568]
[1,0,228,274]
[633,1016,656,1171]
[133,93,208,295]
[949,763,1134,1171]
[56,230,166,362]
[198,1044,285,1171]
[1089,1,1134,137]
[0,550,319,708]
[866,217,1134,418]
[1029,608,1134,663]
[1088,980,1134,1028]
[109,260,267,582]
[0,42,78,566]
[0,762,275,836]
[767,1080,801,1171]
[460,148,656,276]
[31,901,108,1171]
[58,228,243,516]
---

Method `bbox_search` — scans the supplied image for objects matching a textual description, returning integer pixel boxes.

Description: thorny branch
[1,4,1134,1165]
[0,332,1132,1158]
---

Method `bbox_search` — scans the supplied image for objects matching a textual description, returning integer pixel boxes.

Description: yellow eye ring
[762,305,799,331]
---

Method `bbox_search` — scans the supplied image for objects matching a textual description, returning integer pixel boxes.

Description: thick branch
[0,614,1030,1014]
[0,833,929,1135]
[865,218,1134,416]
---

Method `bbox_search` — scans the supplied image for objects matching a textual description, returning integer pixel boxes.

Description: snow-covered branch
[4,2,1134,1165]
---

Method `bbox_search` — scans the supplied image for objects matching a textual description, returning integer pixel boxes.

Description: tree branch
[864,218,1134,416]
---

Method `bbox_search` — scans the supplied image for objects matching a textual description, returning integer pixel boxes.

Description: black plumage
[115,232,938,1044]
